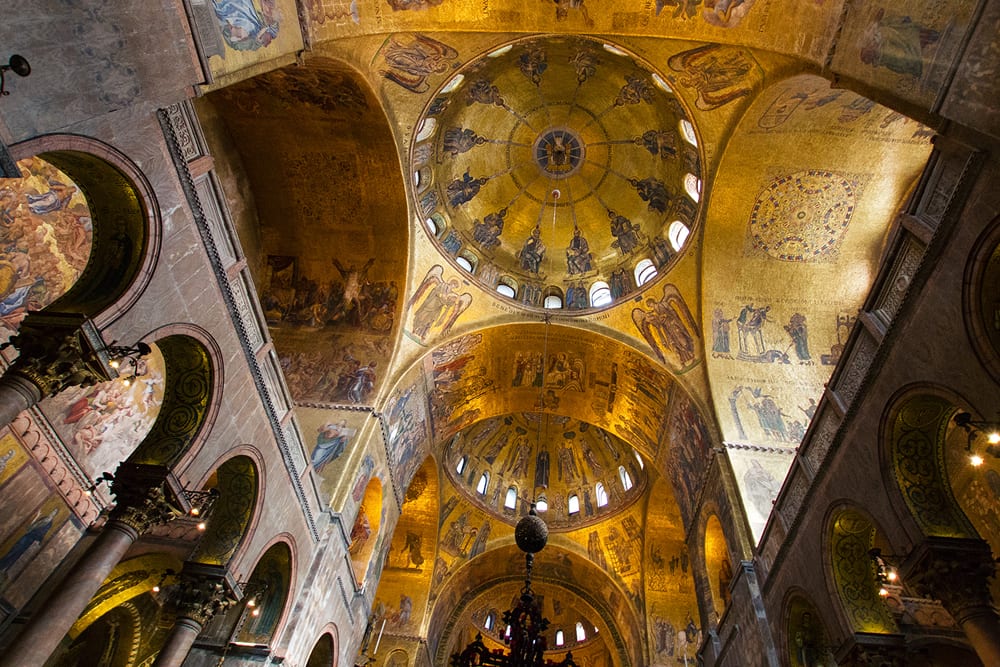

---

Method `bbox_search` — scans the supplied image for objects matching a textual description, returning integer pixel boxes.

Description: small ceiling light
[197,521,207,531]
[970,454,984,467]
[0,55,30,97]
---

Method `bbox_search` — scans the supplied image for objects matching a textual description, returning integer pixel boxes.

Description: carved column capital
[3,312,115,399]
[106,464,187,535]
[171,564,239,626]
[902,537,997,624]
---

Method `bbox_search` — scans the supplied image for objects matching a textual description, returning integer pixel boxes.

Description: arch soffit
[427,541,641,666]
[820,502,899,637]
[130,322,225,475]
[190,453,261,567]
[306,625,339,667]
[9,134,161,326]
[779,587,836,667]
[381,322,710,467]
[879,387,978,540]
[128,332,216,470]
[239,536,297,646]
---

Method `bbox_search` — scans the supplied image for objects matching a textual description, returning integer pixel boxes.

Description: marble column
[152,564,240,667]
[0,470,185,667]
[902,537,1000,666]
[0,312,117,430]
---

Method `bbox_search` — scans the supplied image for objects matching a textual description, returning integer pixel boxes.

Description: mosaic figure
[212,0,279,52]
[518,227,546,274]
[519,47,548,86]
[444,127,487,158]
[447,170,488,207]
[565,227,593,274]
[668,44,754,110]
[381,34,459,94]
[608,209,643,255]
[859,9,941,79]
[472,208,507,249]
[628,177,670,213]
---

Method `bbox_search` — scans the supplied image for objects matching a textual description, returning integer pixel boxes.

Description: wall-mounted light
[0,55,30,97]
[868,548,900,597]
[955,412,1000,465]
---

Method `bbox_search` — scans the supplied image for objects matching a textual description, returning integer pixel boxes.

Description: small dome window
[425,217,438,235]
[555,630,565,646]
[668,221,690,251]
[497,282,516,298]
[634,258,657,286]
[595,483,608,508]
[576,622,586,642]
[535,496,548,512]
[684,173,702,203]
[589,281,612,308]
[568,494,580,514]
[456,455,468,475]
[456,255,474,272]
[416,117,437,143]
[619,465,633,491]
[634,451,644,469]
[476,471,490,495]
[544,294,563,309]
[504,486,518,510]
[680,119,697,146]
[441,74,465,93]
[484,612,495,631]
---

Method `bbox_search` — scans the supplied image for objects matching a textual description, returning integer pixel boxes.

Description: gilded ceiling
[412,35,701,310]
[193,1,946,661]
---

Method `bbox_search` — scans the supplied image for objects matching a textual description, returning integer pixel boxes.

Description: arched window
[441,73,465,93]
[568,494,580,514]
[634,258,657,286]
[535,496,548,512]
[416,117,437,143]
[544,294,563,309]
[504,486,518,510]
[684,173,702,203]
[589,281,612,308]
[497,282,516,298]
[595,482,608,508]
[476,471,489,495]
[634,451,644,469]
[680,118,697,146]
[505,624,512,639]
[484,611,495,631]
[575,622,586,642]
[668,220,690,251]
[652,72,672,93]
[456,255,474,272]
[555,630,565,646]
[425,217,438,236]
[619,465,633,491]
[456,455,468,475]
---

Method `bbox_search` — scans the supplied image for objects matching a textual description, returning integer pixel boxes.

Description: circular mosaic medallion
[749,170,857,262]
[533,127,585,179]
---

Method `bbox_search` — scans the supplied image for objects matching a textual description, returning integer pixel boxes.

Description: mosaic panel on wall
[0,429,83,614]
[0,157,93,340]
[201,0,304,80]
[831,0,977,109]
[297,406,372,506]
[39,345,166,480]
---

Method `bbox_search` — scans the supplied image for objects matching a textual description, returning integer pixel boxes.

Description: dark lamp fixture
[868,548,900,597]
[954,412,1000,466]
[105,341,153,387]
[0,55,30,96]
[451,506,576,667]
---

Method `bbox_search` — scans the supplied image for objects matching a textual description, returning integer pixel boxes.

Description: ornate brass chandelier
[450,507,577,667]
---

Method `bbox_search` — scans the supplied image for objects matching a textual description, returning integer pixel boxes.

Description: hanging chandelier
[450,507,577,667]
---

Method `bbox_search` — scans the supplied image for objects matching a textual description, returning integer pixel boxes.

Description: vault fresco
[39,345,166,480]
[201,0,304,81]
[0,157,93,340]
[702,74,932,541]
[410,35,702,312]
[204,60,407,406]
[831,0,978,109]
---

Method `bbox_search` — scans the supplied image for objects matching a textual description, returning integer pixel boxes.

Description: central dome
[411,35,702,312]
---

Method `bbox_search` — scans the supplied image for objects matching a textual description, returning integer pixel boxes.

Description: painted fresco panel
[203,0,304,80]
[658,392,713,529]
[645,479,701,666]
[831,0,976,108]
[0,158,92,340]
[0,430,82,609]
[385,375,432,499]
[297,406,369,505]
[726,446,794,542]
[39,345,166,479]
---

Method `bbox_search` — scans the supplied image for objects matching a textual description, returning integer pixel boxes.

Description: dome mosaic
[445,413,647,531]
[411,35,702,312]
